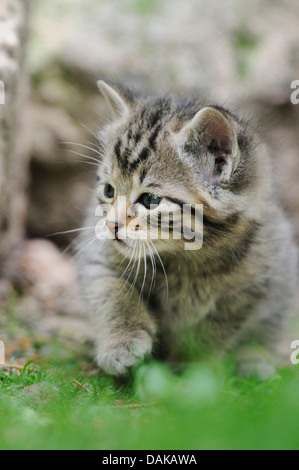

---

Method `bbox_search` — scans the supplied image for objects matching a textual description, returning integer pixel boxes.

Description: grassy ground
[1,293,299,450]
[1,355,299,450]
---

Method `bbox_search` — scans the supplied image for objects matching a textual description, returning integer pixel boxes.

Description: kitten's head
[95,80,264,257]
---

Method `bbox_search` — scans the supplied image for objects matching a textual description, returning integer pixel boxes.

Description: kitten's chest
[149,270,217,331]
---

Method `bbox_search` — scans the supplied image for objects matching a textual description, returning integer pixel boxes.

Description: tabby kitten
[78,79,298,377]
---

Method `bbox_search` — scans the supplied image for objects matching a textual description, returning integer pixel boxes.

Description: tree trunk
[0,0,31,279]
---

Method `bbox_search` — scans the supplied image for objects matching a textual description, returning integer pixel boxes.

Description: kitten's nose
[106,220,121,235]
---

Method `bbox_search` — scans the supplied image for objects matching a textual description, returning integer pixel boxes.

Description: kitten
[78,79,298,378]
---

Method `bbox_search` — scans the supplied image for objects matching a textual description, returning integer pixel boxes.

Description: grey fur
[78,80,298,377]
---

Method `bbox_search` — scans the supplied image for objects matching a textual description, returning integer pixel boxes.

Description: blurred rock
[8,239,95,354]
[16,239,82,315]
[37,316,94,343]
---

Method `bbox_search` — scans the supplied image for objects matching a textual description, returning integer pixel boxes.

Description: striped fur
[78,80,298,377]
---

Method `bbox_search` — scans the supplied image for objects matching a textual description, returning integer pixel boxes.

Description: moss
[234,29,260,79]
[128,0,160,16]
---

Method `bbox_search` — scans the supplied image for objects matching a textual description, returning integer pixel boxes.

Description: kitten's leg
[234,345,277,379]
[234,312,293,379]
[193,305,287,379]
[82,276,157,375]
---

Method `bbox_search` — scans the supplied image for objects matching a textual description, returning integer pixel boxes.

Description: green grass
[128,0,160,16]
[234,28,260,79]
[1,358,299,450]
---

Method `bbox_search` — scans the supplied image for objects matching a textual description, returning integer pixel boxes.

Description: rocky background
[0,0,299,367]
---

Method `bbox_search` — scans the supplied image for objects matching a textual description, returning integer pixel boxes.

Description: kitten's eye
[104,184,115,199]
[140,194,162,210]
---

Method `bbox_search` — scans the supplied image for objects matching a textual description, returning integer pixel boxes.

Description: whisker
[94,112,112,126]
[140,243,147,301]
[128,242,142,297]
[80,123,101,142]
[47,226,95,237]
[64,149,101,166]
[120,243,137,282]
[85,239,108,266]
[80,124,109,151]
[87,141,104,153]
[146,240,156,303]
[63,148,110,171]
[149,239,169,304]
[73,236,97,263]
[62,142,104,162]
[121,243,139,295]
[86,142,107,159]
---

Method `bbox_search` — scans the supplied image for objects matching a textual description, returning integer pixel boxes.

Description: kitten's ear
[178,107,240,183]
[97,79,134,120]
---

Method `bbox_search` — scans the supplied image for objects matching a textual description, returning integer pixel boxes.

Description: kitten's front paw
[96,331,153,375]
